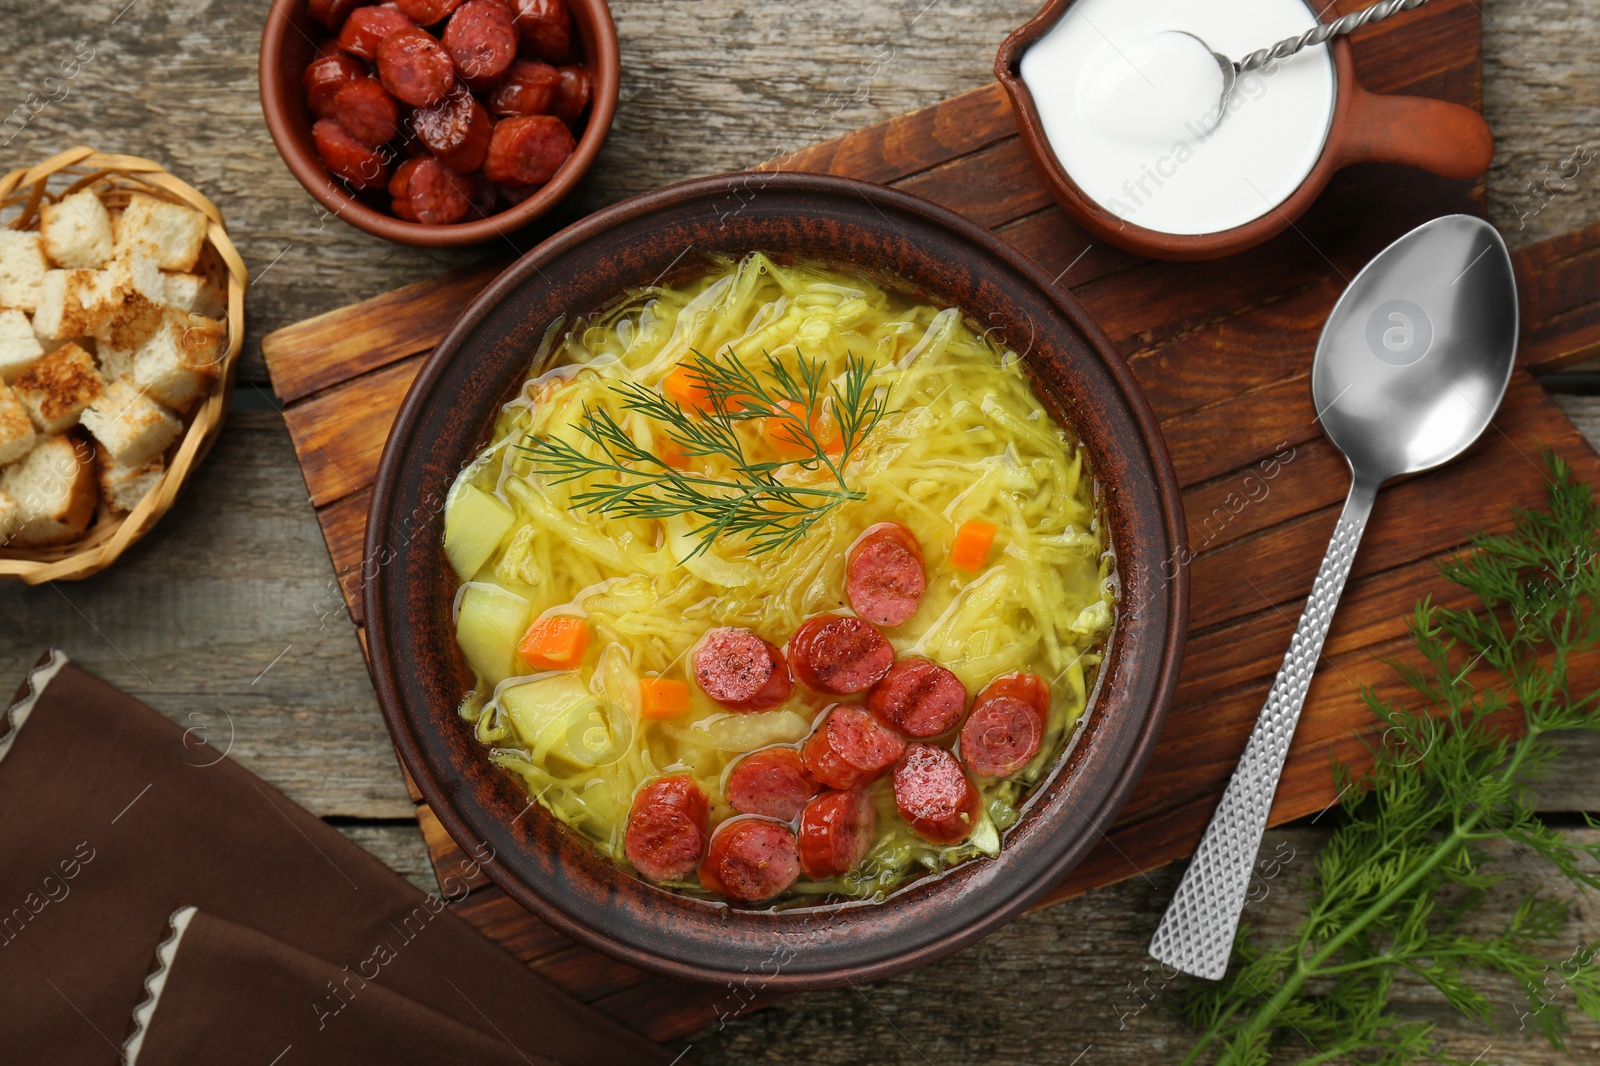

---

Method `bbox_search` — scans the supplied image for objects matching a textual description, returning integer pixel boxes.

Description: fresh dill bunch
[1179,453,1600,1065]
[521,347,889,559]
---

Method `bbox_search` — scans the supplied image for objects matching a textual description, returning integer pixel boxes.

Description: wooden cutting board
[262,0,1600,1041]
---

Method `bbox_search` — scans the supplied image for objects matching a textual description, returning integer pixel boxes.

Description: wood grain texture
[252,0,1600,1052]
[0,0,1595,1061]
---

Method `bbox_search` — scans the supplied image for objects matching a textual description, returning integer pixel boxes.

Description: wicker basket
[0,147,247,584]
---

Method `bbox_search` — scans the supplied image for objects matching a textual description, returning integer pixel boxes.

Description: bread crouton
[97,452,163,513]
[0,487,16,542]
[0,434,96,546]
[132,308,224,411]
[40,189,114,269]
[87,252,166,350]
[98,345,134,383]
[0,380,36,466]
[79,379,181,467]
[161,272,226,318]
[0,309,43,381]
[115,193,207,272]
[32,268,112,340]
[13,342,103,433]
[0,229,49,311]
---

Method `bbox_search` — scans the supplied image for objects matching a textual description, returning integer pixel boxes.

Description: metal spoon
[1148,214,1519,981]
[1184,0,1432,135]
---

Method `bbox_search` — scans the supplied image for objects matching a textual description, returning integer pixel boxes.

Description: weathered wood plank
[688,830,1600,1064]
[263,262,506,403]
[0,0,1594,1060]
[0,412,413,818]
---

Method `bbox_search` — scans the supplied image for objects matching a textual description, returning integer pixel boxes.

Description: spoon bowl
[1315,215,1518,479]
[1150,213,1518,980]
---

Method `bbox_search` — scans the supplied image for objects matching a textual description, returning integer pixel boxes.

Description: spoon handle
[1237,0,1431,74]
[1149,475,1379,980]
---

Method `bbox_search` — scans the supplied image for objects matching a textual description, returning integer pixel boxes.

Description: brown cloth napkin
[127,909,546,1064]
[0,652,674,1065]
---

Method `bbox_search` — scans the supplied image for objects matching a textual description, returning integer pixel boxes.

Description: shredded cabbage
[446,253,1115,901]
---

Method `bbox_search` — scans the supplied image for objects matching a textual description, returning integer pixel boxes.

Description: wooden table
[3,2,1598,1062]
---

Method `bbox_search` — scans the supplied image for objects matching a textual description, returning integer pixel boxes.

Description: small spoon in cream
[1182,0,1430,136]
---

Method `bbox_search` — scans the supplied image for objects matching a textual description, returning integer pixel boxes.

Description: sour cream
[1020,0,1336,236]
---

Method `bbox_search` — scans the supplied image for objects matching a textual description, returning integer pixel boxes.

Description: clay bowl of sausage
[365,172,1188,988]
[259,0,618,247]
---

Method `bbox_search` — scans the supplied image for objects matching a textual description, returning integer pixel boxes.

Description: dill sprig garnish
[520,347,889,559]
[1179,452,1600,1065]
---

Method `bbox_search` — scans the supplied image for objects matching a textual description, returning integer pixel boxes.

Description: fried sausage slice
[893,743,980,845]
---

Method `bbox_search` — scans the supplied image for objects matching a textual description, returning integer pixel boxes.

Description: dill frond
[519,347,889,559]
[1180,453,1600,1065]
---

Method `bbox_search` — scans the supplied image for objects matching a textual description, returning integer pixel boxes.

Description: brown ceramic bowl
[364,173,1188,988]
[995,0,1494,261]
[259,0,619,247]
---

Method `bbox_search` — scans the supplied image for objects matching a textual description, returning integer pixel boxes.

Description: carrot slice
[766,400,843,458]
[639,677,692,720]
[949,520,997,572]
[517,616,590,670]
[660,365,714,413]
[657,436,691,469]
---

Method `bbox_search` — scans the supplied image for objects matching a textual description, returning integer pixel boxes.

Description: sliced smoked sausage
[387,157,473,224]
[802,705,906,790]
[331,77,401,146]
[726,748,816,822]
[699,818,801,902]
[510,0,573,63]
[846,522,926,627]
[975,672,1051,717]
[443,0,519,89]
[692,627,793,711]
[893,743,980,845]
[310,0,373,31]
[787,615,895,695]
[337,3,416,59]
[481,113,575,185]
[623,775,709,883]
[393,0,464,23]
[866,657,966,737]
[549,64,592,123]
[312,118,392,188]
[411,84,476,154]
[437,97,493,171]
[487,58,561,116]
[959,674,1051,778]
[377,25,457,107]
[303,46,367,120]
[798,789,876,881]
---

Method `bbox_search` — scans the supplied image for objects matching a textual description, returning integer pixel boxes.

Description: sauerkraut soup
[441,254,1115,906]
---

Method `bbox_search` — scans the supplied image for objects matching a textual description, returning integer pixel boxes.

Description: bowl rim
[364,171,1189,987]
[257,0,620,248]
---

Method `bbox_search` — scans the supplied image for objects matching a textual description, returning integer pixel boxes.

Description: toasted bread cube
[33,269,112,340]
[161,272,226,318]
[80,379,181,467]
[0,434,96,545]
[0,309,43,381]
[97,451,163,513]
[86,252,165,350]
[98,344,134,383]
[0,487,16,542]
[132,308,223,411]
[13,342,103,434]
[0,229,49,311]
[40,189,114,269]
[115,193,207,273]
[0,381,36,466]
